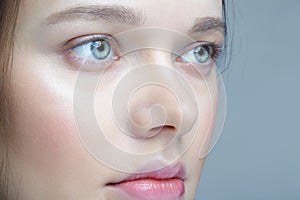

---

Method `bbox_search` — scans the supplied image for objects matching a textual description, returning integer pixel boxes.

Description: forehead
[18,0,222,31]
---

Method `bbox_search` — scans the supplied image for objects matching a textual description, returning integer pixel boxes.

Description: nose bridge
[143,49,173,66]
[125,49,198,139]
[129,48,174,68]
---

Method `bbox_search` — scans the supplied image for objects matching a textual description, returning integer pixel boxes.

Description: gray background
[196,0,300,199]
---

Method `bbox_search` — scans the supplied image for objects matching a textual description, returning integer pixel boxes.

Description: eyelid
[59,34,121,71]
[175,41,221,63]
[177,41,214,56]
[59,33,120,53]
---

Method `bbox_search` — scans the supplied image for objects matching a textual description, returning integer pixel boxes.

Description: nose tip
[128,95,182,139]
[146,102,198,138]
[118,66,198,140]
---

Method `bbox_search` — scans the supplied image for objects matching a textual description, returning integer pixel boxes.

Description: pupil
[194,45,209,63]
[92,41,105,52]
[198,48,204,56]
[90,40,110,59]
[97,42,105,52]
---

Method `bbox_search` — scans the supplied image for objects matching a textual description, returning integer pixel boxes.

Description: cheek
[9,58,86,176]
[187,73,218,160]
[18,108,77,158]
[8,57,119,199]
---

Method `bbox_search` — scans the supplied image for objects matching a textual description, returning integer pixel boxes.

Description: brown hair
[0,0,21,198]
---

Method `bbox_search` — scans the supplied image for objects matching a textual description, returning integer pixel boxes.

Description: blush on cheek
[11,102,86,177]
[9,58,90,174]
[34,112,78,154]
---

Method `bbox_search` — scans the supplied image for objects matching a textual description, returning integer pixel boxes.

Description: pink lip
[107,163,186,200]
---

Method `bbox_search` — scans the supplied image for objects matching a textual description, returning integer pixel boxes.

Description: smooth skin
[7,0,223,199]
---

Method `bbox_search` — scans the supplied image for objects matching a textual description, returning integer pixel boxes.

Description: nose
[113,50,198,139]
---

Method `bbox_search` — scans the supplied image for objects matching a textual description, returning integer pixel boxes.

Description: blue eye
[71,39,113,61]
[90,40,111,59]
[180,45,211,64]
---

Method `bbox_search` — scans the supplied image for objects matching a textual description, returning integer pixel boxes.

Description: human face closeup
[8,0,224,199]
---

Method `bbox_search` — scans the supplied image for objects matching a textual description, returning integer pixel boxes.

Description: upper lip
[107,162,186,185]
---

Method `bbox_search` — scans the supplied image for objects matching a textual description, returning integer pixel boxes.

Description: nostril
[150,125,176,131]
[149,125,177,135]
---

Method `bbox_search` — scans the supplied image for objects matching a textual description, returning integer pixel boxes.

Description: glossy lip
[107,162,186,200]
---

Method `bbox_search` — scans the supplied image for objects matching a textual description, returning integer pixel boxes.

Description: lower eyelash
[65,49,119,71]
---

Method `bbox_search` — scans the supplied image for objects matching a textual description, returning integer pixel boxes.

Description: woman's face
[8,0,223,199]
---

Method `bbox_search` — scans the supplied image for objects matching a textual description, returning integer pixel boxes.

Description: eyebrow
[44,5,224,35]
[44,5,146,25]
[189,17,225,35]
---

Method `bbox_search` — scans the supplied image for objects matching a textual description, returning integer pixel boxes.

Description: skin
[7,0,223,199]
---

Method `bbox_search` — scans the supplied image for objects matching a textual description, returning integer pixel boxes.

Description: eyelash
[62,34,222,71]
[175,42,222,66]
[62,34,120,70]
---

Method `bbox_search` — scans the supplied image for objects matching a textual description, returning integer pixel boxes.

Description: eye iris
[90,40,111,60]
[194,45,210,63]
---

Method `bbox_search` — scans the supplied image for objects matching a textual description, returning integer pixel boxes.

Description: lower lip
[113,178,184,200]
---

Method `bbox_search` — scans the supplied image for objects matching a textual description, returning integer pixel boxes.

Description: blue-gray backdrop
[196,0,300,199]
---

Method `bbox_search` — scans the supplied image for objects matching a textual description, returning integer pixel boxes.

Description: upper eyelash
[193,42,222,62]
[175,42,223,65]
[59,34,121,71]
[208,43,223,62]
[59,34,118,53]
[60,34,223,68]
